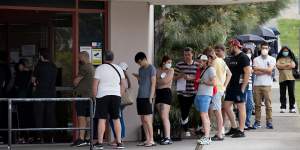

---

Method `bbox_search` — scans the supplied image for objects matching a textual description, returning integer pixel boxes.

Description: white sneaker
[181,118,189,125]
[185,131,191,137]
[280,109,286,113]
[290,109,296,113]
[197,137,212,145]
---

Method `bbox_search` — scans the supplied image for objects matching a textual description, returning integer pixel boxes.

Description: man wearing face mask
[224,39,251,138]
[252,42,276,129]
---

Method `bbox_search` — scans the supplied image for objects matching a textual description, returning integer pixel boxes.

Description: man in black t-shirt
[32,49,57,142]
[224,39,251,138]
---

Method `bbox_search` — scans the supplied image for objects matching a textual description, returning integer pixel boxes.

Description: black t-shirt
[14,70,32,90]
[33,61,57,96]
[227,52,250,89]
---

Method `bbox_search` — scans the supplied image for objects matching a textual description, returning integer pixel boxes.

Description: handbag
[106,63,133,106]
[293,68,300,79]
[122,88,134,106]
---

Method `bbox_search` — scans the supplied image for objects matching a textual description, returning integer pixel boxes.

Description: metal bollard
[195,143,204,150]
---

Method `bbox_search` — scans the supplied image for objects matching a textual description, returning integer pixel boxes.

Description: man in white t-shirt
[252,42,276,130]
[92,50,126,149]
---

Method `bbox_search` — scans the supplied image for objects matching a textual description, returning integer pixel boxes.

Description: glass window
[79,1,105,9]
[79,13,104,47]
[0,0,75,8]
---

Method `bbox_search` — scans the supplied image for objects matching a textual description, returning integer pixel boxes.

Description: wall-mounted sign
[91,42,102,65]
[21,44,35,56]
[92,48,102,65]
[80,46,92,62]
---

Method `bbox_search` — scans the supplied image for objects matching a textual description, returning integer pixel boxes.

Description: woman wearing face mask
[276,46,298,113]
[155,55,174,145]
[242,47,254,130]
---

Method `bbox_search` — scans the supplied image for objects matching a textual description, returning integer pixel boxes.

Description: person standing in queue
[32,48,57,143]
[174,47,199,137]
[71,51,95,147]
[155,56,174,145]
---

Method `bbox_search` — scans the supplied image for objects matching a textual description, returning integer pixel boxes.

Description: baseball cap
[118,62,128,71]
[228,39,242,48]
[200,55,208,61]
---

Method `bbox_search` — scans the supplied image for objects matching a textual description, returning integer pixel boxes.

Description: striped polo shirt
[175,61,198,97]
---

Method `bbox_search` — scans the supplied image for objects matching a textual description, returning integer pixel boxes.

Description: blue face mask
[282,51,289,57]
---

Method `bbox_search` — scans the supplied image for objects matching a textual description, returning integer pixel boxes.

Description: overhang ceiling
[110,0,275,5]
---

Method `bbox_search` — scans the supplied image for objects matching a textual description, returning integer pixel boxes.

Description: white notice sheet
[176,78,186,91]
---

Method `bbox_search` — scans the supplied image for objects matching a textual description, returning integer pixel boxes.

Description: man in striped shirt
[174,47,199,136]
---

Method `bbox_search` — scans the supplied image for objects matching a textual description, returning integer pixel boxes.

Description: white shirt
[253,55,276,86]
[94,63,125,98]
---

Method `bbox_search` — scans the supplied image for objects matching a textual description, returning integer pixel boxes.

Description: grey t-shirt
[137,64,156,98]
[197,67,216,96]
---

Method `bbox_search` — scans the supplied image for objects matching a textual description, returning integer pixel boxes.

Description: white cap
[200,55,208,61]
[243,42,256,51]
[118,62,128,71]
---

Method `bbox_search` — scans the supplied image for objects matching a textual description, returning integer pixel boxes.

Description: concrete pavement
[1,82,300,150]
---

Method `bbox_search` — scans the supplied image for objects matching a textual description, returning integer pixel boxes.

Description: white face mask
[164,63,172,69]
[261,49,268,56]
[246,54,252,59]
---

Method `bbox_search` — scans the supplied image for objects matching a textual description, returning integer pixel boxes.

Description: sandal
[144,142,156,147]
[137,142,146,146]
[211,135,224,141]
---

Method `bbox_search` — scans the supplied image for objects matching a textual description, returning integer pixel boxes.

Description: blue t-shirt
[137,64,156,98]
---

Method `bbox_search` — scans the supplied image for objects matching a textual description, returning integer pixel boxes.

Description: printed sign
[92,48,102,65]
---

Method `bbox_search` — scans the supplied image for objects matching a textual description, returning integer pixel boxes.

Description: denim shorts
[210,92,224,111]
[194,95,212,112]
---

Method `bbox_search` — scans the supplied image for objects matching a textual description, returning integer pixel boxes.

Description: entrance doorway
[0,1,107,143]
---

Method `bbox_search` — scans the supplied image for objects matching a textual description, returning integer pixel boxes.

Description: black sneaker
[93,143,104,150]
[195,130,205,137]
[225,128,238,136]
[85,139,91,146]
[211,135,224,141]
[161,138,173,145]
[231,130,245,138]
[116,142,125,149]
[71,139,88,147]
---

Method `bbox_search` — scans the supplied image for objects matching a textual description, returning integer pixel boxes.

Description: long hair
[79,51,90,64]
[277,46,298,70]
[159,55,171,68]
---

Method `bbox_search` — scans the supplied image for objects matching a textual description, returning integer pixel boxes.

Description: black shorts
[94,95,121,119]
[155,88,172,105]
[76,101,91,117]
[136,98,153,115]
[225,88,246,103]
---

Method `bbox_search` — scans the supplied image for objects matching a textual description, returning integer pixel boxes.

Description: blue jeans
[245,89,254,127]
[109,108,125,139]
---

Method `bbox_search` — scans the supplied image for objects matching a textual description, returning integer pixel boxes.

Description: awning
[110,0,275,5]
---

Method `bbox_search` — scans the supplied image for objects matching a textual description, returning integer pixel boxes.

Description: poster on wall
[21,44,35,56]
[91,42,102,65]
[92,48,102,65]
[80,46,92,62]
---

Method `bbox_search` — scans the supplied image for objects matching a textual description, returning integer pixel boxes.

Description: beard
[230,49,236,55]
